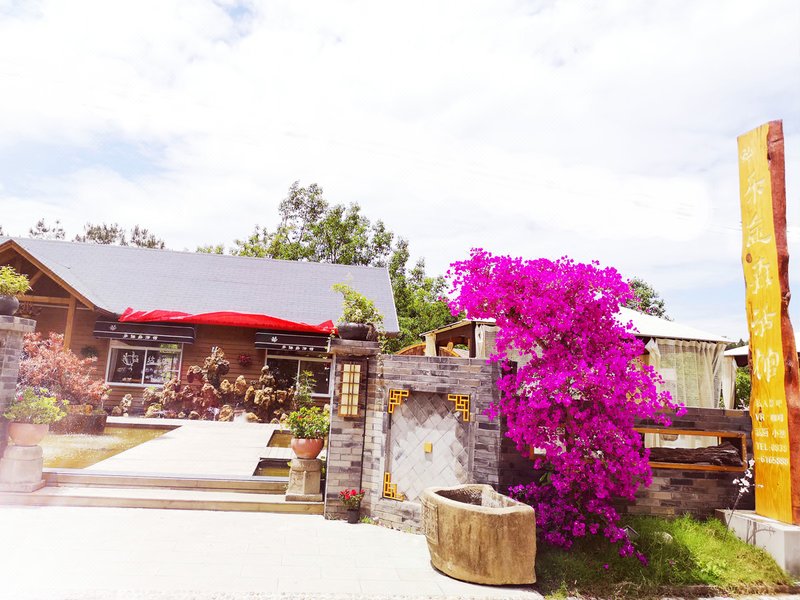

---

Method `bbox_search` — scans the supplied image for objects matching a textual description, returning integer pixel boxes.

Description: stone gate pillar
[0,316,36,458]
[324,339,380,520]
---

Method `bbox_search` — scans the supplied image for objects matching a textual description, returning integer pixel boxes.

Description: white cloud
[0,0,798,338]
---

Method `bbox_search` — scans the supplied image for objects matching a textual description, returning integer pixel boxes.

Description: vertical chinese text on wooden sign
[738,120,800,525]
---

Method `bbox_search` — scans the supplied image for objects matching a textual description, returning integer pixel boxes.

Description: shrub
[332,283,384,327]
[18,332,110,409]
[0,266,31,297]
[286,406,329,439]
[3,387,66,424]
[448,249,683,562]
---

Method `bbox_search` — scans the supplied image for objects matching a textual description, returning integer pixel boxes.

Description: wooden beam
[64,296,77,348]
[18,295,71,306]
[28,271,44,286]
[0,240,95,310]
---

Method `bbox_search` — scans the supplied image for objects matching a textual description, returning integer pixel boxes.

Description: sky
[0,0,798,340]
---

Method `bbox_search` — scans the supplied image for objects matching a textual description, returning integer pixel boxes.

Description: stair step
[43,470,287,494]
[0,485,321,514]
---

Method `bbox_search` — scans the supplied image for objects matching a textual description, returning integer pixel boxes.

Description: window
[107,341,182,386]
[265,355,331,397]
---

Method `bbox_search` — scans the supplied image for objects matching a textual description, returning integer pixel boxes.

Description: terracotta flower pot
[8,422,49,446]
[290,437,324,459]
[346,508,360,524]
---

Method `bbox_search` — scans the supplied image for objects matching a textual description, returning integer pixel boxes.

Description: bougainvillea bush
[447,250,684,562]
[18,332,110,409]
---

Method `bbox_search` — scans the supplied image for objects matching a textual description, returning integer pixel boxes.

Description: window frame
[105,339,184,388]
[263,352,333,398]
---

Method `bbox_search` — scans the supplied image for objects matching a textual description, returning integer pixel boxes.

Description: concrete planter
[420,484,537,585]
[7,423,49,446]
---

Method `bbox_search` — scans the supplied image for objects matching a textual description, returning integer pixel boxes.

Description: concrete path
[87,418,289,477]
[0,506,542,599]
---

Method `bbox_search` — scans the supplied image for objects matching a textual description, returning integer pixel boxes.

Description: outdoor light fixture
[339,362,361,417]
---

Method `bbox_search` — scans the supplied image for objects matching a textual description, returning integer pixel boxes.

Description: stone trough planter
[420,484,537,585]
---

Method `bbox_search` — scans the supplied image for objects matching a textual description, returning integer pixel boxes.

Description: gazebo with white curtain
[422,306,734,409]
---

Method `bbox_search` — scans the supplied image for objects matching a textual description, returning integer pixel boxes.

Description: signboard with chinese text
[738,121,800,525]
[255,331,329,353]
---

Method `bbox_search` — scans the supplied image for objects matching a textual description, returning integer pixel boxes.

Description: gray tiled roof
[2,237,399,332]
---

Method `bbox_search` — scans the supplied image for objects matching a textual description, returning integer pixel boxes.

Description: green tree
[625,276,669,319]
[735,366,751,408]
[29,218,65,240]
[232,181,456,350]
[197,244,225,254]
[75,223,165,249]
[233,181,393,265]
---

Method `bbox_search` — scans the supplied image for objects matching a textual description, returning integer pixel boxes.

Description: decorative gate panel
[387,392,470,502]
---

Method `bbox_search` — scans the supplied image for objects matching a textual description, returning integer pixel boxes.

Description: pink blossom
[447,250,683,561]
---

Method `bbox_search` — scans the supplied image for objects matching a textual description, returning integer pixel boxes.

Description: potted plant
[0,266,31,316]
[332,283,384,341]
[3,387,66,446]
[339,488,366,523]
[285,405,329,459]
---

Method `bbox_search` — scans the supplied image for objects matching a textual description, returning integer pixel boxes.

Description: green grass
[535,515,793,599]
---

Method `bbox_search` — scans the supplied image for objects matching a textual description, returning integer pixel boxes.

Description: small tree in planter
[3,387,66,446]
[0,266,31,316]
[332,283,384,342]
[18,332,110,433]
[286,406,329,459]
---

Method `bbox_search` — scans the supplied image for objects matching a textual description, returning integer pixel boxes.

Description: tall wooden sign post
[738,120,800,525]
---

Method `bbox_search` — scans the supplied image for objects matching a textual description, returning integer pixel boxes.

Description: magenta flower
[447,249,683,561]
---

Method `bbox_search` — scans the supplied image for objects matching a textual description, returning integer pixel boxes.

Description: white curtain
[644,338,728,449]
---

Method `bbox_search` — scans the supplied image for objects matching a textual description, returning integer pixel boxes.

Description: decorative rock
[420,484,536,585]
[286,458,322,502]
[0,444,45,492]
[654,531,674,544]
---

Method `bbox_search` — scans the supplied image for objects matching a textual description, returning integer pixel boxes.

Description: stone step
[43,470,288,494]
[0,485,322,514]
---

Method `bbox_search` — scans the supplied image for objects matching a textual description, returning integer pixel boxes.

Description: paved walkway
[0,506,541,599]
[87,418,291,477]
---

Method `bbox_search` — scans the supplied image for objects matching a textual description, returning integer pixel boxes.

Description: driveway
[0,505,542,599]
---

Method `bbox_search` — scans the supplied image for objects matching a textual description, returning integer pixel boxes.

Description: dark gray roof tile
[2,237,399,332]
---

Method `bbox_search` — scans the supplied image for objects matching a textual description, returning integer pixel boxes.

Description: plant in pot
[0,266,31,317]
[339,488,366,524]
[331,283,384,342]
[285,405,329,459]
[3,386,66,446]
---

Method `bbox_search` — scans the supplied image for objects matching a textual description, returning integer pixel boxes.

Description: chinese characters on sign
[738,121,800,525]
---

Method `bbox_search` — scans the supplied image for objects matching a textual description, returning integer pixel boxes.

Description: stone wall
[324,347,755,527]
[624,406,754,518]
[0,316,37,457]
[324,346,503,531]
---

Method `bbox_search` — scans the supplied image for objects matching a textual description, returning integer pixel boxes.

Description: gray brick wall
[325,345,754,528]
[0,316,37,457]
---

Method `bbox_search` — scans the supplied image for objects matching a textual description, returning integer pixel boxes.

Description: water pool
[40,426,168,469]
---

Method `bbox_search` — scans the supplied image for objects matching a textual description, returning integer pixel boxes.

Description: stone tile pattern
[325,346,503,531]
[389,392,469,502]
[500,405,754,519]
[0,316,36,457]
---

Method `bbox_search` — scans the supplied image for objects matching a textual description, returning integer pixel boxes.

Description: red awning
[118,308,335,335]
